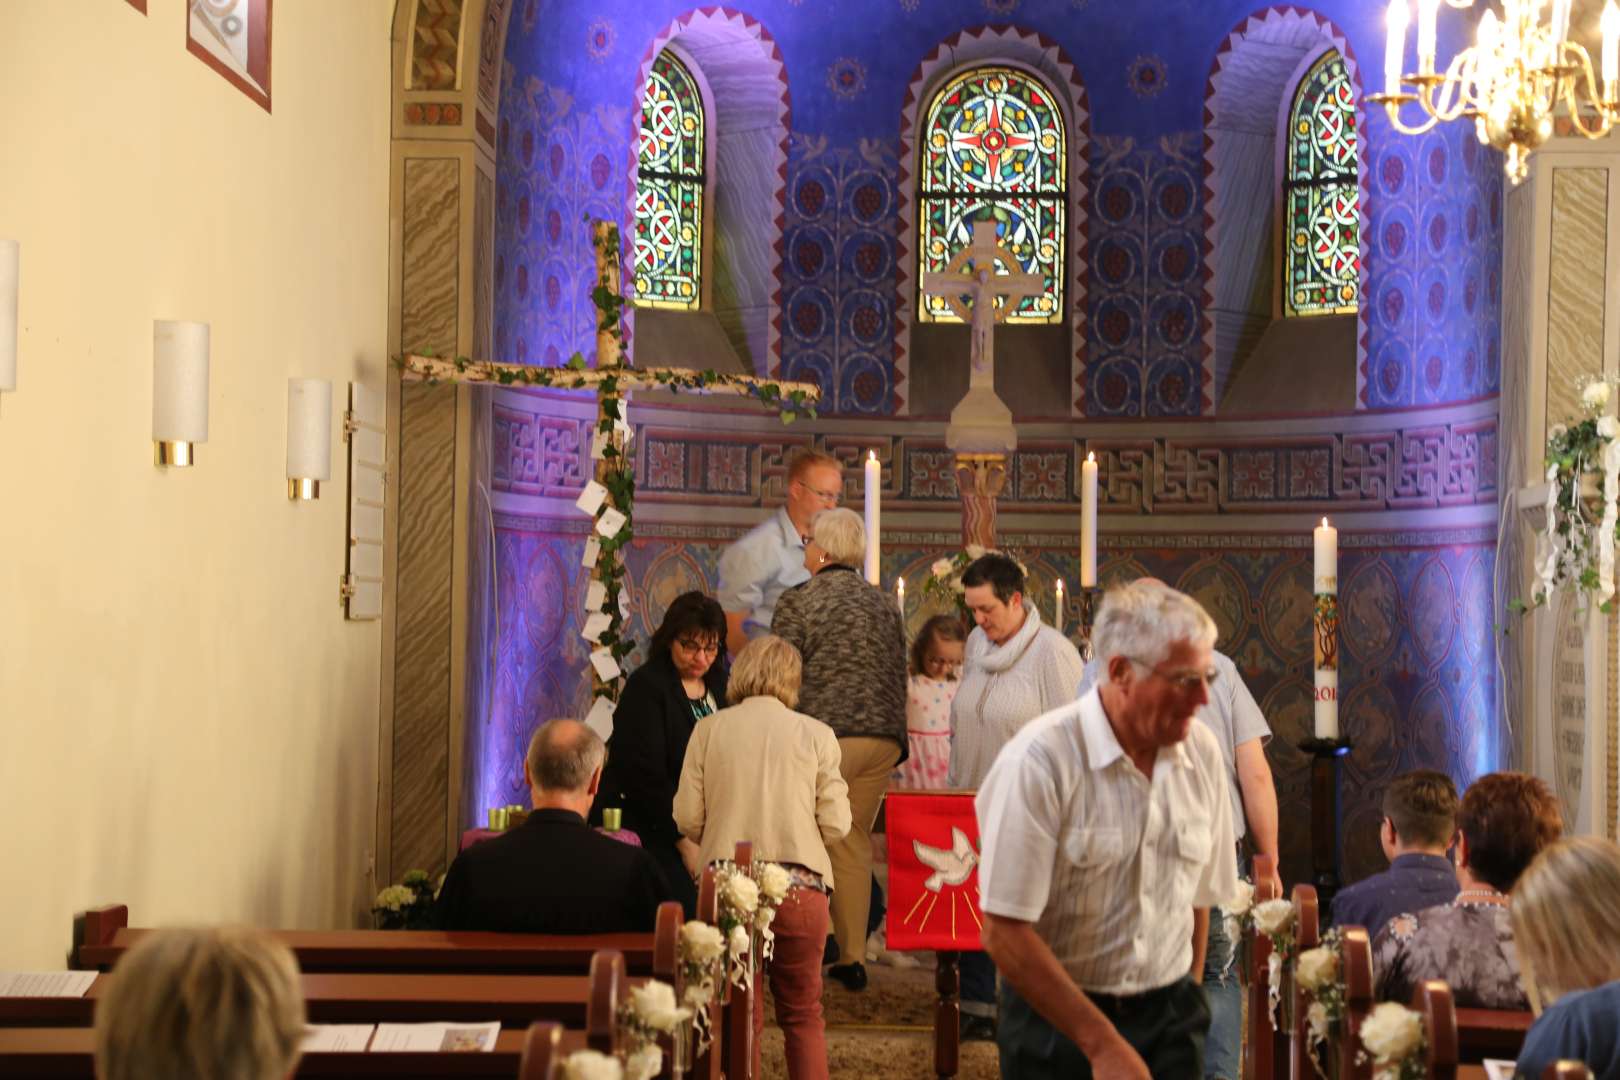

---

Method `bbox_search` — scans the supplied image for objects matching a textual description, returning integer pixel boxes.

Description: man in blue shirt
[717,449,844,657]
[1329,769,1459,937]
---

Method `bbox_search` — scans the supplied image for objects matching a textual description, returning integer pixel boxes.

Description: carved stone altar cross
[921,219,1044,547]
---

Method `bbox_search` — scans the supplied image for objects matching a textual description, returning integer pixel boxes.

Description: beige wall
[0,0,391,967]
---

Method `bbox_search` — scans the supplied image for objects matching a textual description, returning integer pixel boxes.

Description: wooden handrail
[1289,884,1320,1080]
[1338,927,1374,1080]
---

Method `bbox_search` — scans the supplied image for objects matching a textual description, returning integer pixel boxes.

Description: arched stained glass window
[634,51,705,310]
[1284,50,1359,318]
[918,66,1066,323]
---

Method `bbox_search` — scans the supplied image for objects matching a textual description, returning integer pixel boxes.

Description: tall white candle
[1313,517,1340,740]
[1080,452,1098,587]
[1054,578,1065,634]
[1385,0,1409,94]
[864,451,881,585]
[1552,0,1574,49]
[896,576,905,612]
[1417,0,1440,74]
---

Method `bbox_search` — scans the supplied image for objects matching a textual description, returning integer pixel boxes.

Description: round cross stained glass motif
[918,66,1066,324]
[1284,50,1360,318]
[634,51,705,310]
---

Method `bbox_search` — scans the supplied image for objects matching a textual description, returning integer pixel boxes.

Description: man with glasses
[717,449,845,658]
[976,579,1241,1079]
[1075,578,1280,1080]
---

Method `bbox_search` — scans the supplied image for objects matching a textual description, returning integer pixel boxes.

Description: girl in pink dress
[895,615,967,790]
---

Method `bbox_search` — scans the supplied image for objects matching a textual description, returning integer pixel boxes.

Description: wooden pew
[1336,926,1374,1080]
[1288,884,1320,1080]
[1414,979,1458,1080]
[727,840,755,1080]
[692,867,724,1080]
[518,1022,564,1080]
[75,905,660,975]
[1244,853,1288,1080]
[1453,1006,1533,1064]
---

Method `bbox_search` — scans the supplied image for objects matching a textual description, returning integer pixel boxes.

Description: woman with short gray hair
[771,507,908,991]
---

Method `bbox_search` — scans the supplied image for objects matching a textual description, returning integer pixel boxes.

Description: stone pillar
[954,454,1008,551]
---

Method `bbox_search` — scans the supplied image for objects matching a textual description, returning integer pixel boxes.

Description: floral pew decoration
[1250,893,1299,1030]
[1296,927,1347,1078]
[1357,1000,1429,1080]
[371,869,440,929]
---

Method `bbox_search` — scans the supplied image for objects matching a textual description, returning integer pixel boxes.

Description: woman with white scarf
[947,551,1085,1041]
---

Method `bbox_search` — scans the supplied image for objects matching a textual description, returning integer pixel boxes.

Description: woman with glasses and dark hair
[590,590,728,916]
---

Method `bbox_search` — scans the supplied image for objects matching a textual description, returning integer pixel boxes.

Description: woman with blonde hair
[94,926,304,1080]
[674,634,852,1080]
[1510,835,1620,1079]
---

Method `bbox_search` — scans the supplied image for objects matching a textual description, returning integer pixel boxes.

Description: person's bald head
[524,719,606,796]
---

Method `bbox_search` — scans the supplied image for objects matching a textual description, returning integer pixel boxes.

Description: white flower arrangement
[614,978,690,1080]
[922,546,1036,614]
[627,980,689,1034]
[1224,878,1255,919]
[563,1050,623,1080]
[758,862,791,906]
[374,885,414,912]
[1358,1001,1427,1080]
[1522,373,1620,614]
[1247,898,1297,1029]
[1296,944,1339,992]
[624,1046,662,1080]
[1296,929,1347,1079]
[677,921,724,1056]
[720,871,760,916]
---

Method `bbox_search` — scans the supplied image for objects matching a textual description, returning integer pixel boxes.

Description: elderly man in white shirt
[977,579,1240,1079]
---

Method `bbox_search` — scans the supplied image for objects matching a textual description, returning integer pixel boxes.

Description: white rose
[1252,898,1295,936]
[1549,423,1569,443]
[753,907,775,932]
[757,863,791,904]
[1296,945,1339,992]
[1584,381,1612,410]
[1224,879,1254,918]
[680,921,724,964]
[564,1050,623,1080]
[729,924,751,957]
[1600,416,1618,439]
[375,885,413,911]
[965,544,986,560]
[625,1045,663,1080]
[951,578,966,595]
[931,558,954,579]
[1307,1001,1330,1040]
[630,980,685,1032]
[721,872,760,915]
[683,982,713,1009]
[1359,1001,1424,1063]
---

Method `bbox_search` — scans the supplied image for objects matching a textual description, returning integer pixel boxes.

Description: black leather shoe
[959,1015,998,1042]
[827,962,867,991]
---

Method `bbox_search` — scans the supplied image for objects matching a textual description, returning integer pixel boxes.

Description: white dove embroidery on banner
[913,827,979,892]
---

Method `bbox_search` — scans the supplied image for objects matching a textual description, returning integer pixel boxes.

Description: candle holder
[1298,736,1353,911]
[1073,586,1104,660]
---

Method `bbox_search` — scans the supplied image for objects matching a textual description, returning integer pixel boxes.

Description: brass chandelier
[1369,0,1620,184]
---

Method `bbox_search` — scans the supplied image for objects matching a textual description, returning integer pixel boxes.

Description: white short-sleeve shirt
[976,687,1239,996]
[715,508,809,638]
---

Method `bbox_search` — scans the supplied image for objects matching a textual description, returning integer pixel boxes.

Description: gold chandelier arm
[1552,43,1616,139]
[1424,50,1482,123]
[1379,95,1445,136]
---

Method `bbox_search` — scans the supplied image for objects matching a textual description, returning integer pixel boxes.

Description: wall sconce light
[1,239,17,394]
[153,320,209,466]
[286,377,331,500]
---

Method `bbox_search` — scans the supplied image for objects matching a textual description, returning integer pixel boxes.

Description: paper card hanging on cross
[921,219,1044,455]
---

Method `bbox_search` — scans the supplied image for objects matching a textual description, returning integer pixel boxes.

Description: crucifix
[401,220,821,731]
[920,219,1044,548]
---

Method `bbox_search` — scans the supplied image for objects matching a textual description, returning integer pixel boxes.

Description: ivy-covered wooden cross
[399,219,822,709]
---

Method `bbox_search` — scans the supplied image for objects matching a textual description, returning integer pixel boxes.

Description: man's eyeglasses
[794,479,842,505]
[674,638,721,656]
[1124,656,1219,694]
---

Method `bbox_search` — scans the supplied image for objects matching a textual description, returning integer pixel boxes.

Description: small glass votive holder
[489,806,508,830]
[603,807,622,831]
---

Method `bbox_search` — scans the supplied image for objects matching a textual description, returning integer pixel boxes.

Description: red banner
[885,790,983,951]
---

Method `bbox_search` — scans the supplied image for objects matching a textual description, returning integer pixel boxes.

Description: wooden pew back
[1337,926,1374,1080]
[1414,980,1458,1080]
[1245,853,1285,1080]
[1289,884,1320,1080]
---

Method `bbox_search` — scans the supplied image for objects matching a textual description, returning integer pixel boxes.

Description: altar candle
[1054,578,1065,633]
[1385,0,1409,94]
[896,576,905,612]
[1313,517,1340,740]
[864,451,881,585]
[1081,452,1098,587]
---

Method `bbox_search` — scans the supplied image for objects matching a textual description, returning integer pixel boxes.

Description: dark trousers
[958,950,997,1017]
[998,976,1209,1080]
[644,839,697,920]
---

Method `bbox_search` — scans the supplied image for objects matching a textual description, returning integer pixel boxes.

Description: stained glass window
[1284,50,1360,317]
[633,51,705,310]
[918,66,1066,324]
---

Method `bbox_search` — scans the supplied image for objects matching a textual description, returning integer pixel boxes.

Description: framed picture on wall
[186,0,273,113]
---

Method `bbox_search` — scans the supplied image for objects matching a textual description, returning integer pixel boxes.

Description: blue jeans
[956,950,997,1019]
[1202,907,1242,1080]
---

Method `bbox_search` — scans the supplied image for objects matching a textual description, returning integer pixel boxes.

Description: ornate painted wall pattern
[495,69,629,369]
[479,522,1500,885]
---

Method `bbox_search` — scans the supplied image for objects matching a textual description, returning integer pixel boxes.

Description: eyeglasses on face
[1124,656,1219,694]
[674,638,721,656]
[794,479,842,505]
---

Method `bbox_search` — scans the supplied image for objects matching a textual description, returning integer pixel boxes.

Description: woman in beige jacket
[673,635,852,1080]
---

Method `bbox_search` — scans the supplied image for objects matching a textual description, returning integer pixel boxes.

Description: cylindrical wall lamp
[286,377,332,500]
[1,239,18,393]
[153,320,209,466]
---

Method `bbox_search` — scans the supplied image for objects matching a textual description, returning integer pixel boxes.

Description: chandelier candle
[1385,0,1408,94]
[896,576,905,612]
[864,450,881,585]
[1054,578,1064,634]
[1313,517,1340,739]
[1080,452,1098,587]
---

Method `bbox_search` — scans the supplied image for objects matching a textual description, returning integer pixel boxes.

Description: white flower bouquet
[1521,373,1620,613]
[1247,898,1296,1029]
[563,1050,622,1080]
[677,921,724,1055]
[371,869,438,929]
[921,546,1035,617]
[1358,1001,1427,1080]
[1296,929,1347,1078]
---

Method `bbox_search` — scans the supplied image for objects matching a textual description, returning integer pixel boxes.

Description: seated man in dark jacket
[436,719,675,933]
[1329,769,1458,936]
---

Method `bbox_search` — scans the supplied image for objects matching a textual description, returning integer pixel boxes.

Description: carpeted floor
[756,961,1002,1079]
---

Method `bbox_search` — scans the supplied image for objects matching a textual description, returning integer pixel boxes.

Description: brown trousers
[826,735,901,965]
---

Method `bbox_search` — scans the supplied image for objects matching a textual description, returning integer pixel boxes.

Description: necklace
[1455,888,1507,906]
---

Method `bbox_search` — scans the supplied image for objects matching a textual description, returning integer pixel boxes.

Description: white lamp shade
[286,378,332,481]
[152,320,210,442]
[0,239,17,392]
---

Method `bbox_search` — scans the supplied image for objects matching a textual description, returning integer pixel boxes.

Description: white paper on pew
[0,971,96,997]
[582,611,612,644]
[585,580,607,612]
[582,537,601,569]
[585,695,615,741]
[301,1024,376,1052]
[595,505,627,538]
[590,647,622,682]
[575,479,608,517]
[371,1021,500,1053]
[1481,1061,1515,1080]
